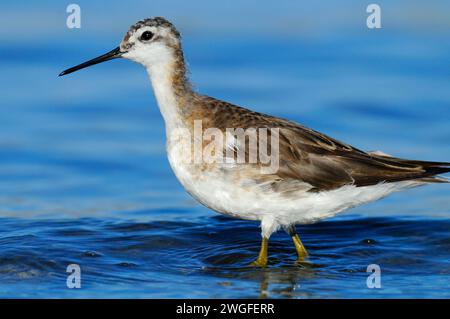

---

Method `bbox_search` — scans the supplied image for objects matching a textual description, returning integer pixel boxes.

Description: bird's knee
[260,216,279,239]
[283,224,297,237]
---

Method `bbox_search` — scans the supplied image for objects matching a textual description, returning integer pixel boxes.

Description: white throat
[146,59,187,133]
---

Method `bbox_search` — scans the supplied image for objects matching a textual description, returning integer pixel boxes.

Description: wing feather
[204,97,450,191]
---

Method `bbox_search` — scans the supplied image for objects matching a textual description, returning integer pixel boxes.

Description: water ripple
[0,215,449,297]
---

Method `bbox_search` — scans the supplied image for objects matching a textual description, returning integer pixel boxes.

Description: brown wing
[205,97,450,191]
[275,128,450,190]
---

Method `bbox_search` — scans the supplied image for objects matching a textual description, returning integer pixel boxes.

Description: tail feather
[369,154,450,184]
[416,176,449,184]
[420,163,450,183]
[411,160,450,174]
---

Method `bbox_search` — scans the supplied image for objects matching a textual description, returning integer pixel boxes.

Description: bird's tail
[417,162,450,183]
[369,152,450,184]
[399,160,449,183]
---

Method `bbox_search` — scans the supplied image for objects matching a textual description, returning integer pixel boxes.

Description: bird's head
[59,17,183,76]
[120,17,182,68]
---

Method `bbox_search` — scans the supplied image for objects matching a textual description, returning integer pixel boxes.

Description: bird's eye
[140,31,154,41]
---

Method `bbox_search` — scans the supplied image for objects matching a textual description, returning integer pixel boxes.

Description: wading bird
[60,17,449,267]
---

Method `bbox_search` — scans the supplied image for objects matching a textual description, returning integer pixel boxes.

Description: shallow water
[0,1,449,298]
[1,214,450,298]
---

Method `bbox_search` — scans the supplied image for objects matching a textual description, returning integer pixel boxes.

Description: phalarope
[60,17,450,267]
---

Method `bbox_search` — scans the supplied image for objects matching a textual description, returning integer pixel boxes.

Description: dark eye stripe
[140,31,154,41]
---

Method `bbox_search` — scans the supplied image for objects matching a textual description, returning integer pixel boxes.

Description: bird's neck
[146,50,193,130]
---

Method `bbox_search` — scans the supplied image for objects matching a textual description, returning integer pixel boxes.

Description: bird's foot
[292,234,308,258]
[250,236,269,267]
[250,256,268,268]
[296,249,308,259]
[294,256,309,266]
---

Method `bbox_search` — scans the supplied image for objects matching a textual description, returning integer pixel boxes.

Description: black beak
[59,46,124,76]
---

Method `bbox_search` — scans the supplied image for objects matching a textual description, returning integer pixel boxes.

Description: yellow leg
[292,234,308,259]
[250,237,268,267]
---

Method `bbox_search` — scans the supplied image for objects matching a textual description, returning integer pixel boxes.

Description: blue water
[0,1,449,298]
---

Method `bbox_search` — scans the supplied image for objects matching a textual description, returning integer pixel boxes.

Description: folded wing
[207,99,450,191]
